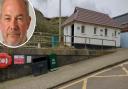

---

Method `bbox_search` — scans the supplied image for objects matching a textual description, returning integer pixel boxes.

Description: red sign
[14,55,25,64]
[0,53,12,68]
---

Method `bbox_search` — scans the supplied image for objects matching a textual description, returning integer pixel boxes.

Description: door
[71,24,74,46]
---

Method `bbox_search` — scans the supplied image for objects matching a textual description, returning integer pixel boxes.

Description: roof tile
[62,7,121,28]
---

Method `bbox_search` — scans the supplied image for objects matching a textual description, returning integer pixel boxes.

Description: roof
[113,13,128,32]
[113,13,128,25]
[62,7,121,28]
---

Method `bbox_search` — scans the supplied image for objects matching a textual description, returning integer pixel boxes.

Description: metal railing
[24,33,59,48]
[0,32,117,49]
[63,35,117,49]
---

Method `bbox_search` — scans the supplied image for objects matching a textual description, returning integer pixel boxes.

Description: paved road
[55,61,128,89]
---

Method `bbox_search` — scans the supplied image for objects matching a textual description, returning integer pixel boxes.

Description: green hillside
[35,9,67,34]
[24,9,68,48]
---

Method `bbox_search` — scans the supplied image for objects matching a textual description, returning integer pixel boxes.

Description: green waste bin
[48,53,58,71]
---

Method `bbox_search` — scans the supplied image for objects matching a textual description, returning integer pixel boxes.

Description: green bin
[48,53,58,71]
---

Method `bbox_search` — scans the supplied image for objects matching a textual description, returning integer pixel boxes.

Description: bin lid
[0,53,12,68]
[49,53,57,58]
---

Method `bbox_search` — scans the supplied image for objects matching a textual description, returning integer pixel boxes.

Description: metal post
[101,39,103,54]
[59,0,61,44]
[85,37,86,49]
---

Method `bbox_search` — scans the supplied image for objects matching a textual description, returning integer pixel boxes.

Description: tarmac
[0,48,128,89]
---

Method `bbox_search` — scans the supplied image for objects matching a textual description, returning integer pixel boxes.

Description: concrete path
[0,48,128,89]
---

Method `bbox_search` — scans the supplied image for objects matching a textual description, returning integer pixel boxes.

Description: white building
[62,7,121,48]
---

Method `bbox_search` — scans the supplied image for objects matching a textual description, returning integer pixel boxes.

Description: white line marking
[58,65,123,89]
[90,67,114,77]
[91,75,128,78]
[58,79,84,89]
[122,66,128,75]
[58,61,128,89]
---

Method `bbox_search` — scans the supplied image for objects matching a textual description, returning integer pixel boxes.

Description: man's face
[0,0,31,46]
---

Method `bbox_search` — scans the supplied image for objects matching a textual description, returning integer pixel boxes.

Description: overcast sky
[30,0,128,18]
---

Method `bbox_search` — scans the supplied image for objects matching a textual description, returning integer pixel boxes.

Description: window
[100,29,103,36]
[94,27,97,34]
[112,33,114,37]
[105,28,108,36]
[115,31,117,37]
[100,29,103,32]
[81,25,85,33]
[77,26,80,30]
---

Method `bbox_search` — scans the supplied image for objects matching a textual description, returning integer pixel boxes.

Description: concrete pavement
[0,48,128,89]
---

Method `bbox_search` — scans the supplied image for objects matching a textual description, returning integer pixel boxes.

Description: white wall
[64,22,121,47]
[63,25,72,46]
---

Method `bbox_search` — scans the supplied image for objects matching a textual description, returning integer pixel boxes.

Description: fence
[0,32,117,49]
[24,33,59,48]
[63,35,117,49]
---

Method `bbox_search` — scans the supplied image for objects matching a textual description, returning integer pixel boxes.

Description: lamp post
[59,0,61,44]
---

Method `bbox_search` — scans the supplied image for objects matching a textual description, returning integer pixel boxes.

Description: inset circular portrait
[0,0,36,48]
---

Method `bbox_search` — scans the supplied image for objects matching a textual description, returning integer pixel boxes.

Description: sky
[30,0,128,18]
